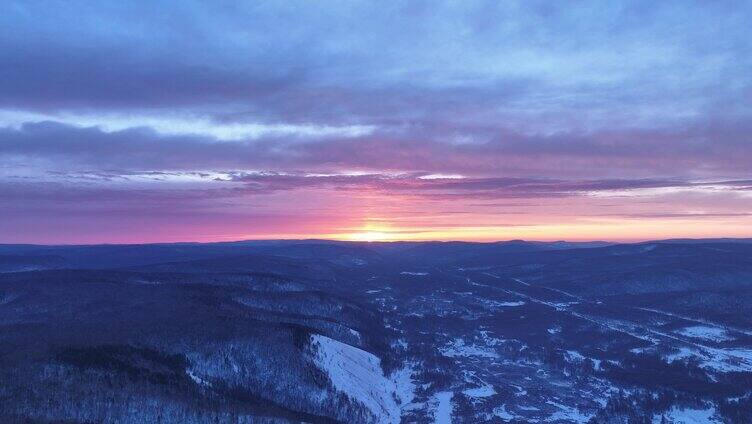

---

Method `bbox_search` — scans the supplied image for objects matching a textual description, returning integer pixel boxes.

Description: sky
[1,0,751,244]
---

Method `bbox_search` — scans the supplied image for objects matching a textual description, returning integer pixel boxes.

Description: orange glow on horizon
[313,216,752,244]
[341,221,397,242]
[346,231,392,242]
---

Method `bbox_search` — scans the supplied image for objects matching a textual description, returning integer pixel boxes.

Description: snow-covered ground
[431,391,454,424]
[390,364,418,407]
[478,330,515,348]
[546,401,591,423]
[493,300,526,307]
[664,345,752,373]
[463,382,496,399]
[676,326,733,342]
[186,369,212,387]
[310,334,416,424]
[364,267,752,423]
[652,405,722,423]
[493,404,517,421]
[564,350,586,362]
[439,338,499,359]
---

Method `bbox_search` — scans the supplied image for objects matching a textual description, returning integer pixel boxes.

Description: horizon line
[3,236,752,248]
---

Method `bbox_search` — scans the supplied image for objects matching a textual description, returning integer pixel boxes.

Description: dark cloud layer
[1,118,749,178]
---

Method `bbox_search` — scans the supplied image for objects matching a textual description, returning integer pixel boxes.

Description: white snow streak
[310,334,415,424]
[431,391,454,424]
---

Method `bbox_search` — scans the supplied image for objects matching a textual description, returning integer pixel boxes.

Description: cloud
[1,113,751,180]
[1,1,751,242]
[0,110,375,141]
[224,172,751,202]
[1,1,749,128]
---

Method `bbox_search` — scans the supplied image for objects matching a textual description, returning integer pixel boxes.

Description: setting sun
[347,231,391,242]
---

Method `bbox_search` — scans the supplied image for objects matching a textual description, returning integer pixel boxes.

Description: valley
[1,240,751,423]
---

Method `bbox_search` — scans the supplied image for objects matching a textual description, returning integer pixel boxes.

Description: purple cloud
[1,1,751,242]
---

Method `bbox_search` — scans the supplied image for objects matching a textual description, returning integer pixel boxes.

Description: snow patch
[186,369,211,387]
[349,328,362,342]
[391,364,418,407]
[592,359,603,371]
[546,401,591,423]
[310,334,414,424]
[493,404,516,420]
[440,338,498,359]
[391,338,408,350]
[665,347,695,363]
[565,350,585,362]
[664,346,752,373]
[479,330,511,347]
[431,391,454,424]
[676,326,733,342]
[494,301,526,307]
[463,383,496,399]
[652,405,721,424]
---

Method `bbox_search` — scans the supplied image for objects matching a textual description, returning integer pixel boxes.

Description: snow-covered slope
[309,334,415,424]
[431,391,454,424]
